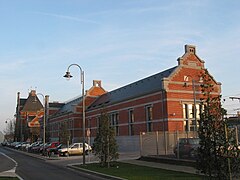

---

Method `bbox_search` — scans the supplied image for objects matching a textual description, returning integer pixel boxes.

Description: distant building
[15,90,44,142]
[227,115,240,140]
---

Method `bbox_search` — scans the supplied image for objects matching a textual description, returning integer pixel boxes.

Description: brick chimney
[185,44,196,54]
[93,80,102,87]
[30,90,36,96]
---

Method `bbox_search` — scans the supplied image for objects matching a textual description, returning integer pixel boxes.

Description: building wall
[86,91,165,138]
[47,81,106,143]
[86,45,221,140]
[46,45,221,153]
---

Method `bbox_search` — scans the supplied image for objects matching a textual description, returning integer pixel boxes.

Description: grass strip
[76,162,203,180]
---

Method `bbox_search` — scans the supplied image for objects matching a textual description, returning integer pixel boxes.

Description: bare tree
[4,119,16,142]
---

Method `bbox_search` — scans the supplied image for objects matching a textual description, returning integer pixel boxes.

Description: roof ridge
[88,66,177,110]
[109,66,177,94]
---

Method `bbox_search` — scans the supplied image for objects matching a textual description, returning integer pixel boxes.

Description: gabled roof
[49,102,65,109]
[54,96,83,115]
[20,98,27,106]
[52,80,107,116]
[88,66,177,110]
[21,91,43,112]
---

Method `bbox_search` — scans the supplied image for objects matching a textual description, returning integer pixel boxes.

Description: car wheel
[65,152,69,156]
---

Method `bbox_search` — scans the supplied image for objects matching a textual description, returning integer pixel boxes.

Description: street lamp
[184,75,197,132]
[35,93,47,155]
[63,63,86,165]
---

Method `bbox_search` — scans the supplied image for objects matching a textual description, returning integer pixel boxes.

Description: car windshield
[56,144,62,148]
[188,138,200,144]
[178,138,199,145]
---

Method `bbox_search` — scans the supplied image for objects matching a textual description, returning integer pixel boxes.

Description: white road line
[0,151,23,179]
[0,151,18,170]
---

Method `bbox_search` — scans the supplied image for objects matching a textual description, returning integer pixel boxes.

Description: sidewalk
[117,152,198,175]
[0,168,17,178]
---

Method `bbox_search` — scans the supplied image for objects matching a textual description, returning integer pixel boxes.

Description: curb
[4,147,126,179]
[3,147,60,161]
[140,155,196,167]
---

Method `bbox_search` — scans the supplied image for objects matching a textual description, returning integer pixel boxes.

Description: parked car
[15,142,23,150]
[40,142,60,155]
[10,142,21,148]
[27,141,42,152]
[15,142,29,150]
[174,138,200,158]
[1,141,8,146]
[20,142,31,151]
[58,143,92,156]
[32,143,43,153]
[47,144,63,157]
[47,142,60,149]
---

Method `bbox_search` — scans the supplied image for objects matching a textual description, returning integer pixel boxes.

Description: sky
[0,0,240,133]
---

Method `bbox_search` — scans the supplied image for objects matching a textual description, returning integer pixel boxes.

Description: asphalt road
[0,146,106,180]
[0,148,16,172]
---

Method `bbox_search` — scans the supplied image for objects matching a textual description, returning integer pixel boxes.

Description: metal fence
[140,131,198,156]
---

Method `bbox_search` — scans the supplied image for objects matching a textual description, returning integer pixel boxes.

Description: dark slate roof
[20,99,27,106]
[54,96,83,115]
[49,102,65,109]
[88,66,177,110]
[22,94,43,112]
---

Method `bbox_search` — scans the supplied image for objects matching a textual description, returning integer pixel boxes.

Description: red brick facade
[47,80,106,142]
[86,45,221,138]
[41,45,221,150]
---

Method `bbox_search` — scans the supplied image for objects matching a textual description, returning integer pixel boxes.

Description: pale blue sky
[1,0,240,132]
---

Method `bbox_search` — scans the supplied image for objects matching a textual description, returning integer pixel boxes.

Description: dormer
[86,80,107,96]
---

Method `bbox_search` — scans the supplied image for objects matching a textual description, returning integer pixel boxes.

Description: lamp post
[63,64,86,165]
[36,93,46,155]
[184,76,197,132]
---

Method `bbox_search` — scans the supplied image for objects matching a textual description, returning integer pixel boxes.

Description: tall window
[183,103,200,131]
[146,105,153,132]
[110,113,119,136]
[128,109,134,136]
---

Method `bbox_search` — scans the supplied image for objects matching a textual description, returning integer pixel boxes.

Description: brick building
[18,45,221,152]
[47,80,106,143]
[85,45,221,151]
[15,90,44,142]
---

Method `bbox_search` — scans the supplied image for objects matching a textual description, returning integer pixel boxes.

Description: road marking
[0,151,24,180]
[0,151,18,170]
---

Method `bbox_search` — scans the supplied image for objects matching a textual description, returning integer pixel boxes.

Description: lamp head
[63,71,73,80]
